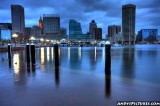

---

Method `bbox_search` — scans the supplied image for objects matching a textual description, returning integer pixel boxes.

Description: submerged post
[54,44,59,67]
[26,43,30,67]
[30,44,35,66]
[105,41,111,76]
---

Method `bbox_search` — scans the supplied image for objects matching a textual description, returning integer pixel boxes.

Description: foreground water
[0,45,160,106]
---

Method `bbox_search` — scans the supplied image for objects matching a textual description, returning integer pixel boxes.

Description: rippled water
[0,45,160,106]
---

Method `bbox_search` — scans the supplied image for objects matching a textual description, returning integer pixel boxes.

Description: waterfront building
[122,4,136,45]
[89,20,97,38]
[108,25,121,43]
[0,23,12,40]
[69,19,82,35]
[69,34,93,41]
[43,14,60,35]
[32,25,42,36]
[108,25,121,37]
[25,27,32,37]
[60,27,67,36]
[137,29,158,42]
[93,28,102,40]
[11,5,25,41]
[69,19,92,41]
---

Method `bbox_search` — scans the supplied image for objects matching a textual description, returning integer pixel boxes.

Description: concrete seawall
[0,46,25,52]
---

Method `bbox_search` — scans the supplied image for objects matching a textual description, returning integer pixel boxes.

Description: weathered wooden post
[54,44,59,67]
[26,43,30,67]
[8,44,11,67]
[8,44,11,61]
[105,41,111,76]
[30,44,35,67]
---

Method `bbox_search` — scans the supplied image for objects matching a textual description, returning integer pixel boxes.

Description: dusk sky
[0,0,160,38]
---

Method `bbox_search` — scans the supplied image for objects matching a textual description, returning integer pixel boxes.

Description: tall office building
[122,4,136,44]
[89,20,97,36]
[108,25,121,37]
[43,14,60,35]
[11,5,25,40]
[69,20,82,35]
[69,19,92,41]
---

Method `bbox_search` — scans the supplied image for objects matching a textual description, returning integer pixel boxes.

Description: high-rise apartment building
[11,5,25,40]
[43,14,60,35]
[122,4,136,44]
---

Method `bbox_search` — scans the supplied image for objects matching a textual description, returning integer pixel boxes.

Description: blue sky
[0,0,160,38]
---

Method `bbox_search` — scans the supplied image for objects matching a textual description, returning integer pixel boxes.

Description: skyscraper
[69,20,82,35]
[69,19,92,41]
[11,5,25,40]
[89,20,97,37]
[43,14,60,35]
[122,4,136,45]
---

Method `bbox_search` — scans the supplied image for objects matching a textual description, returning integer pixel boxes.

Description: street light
[12,33,18,46]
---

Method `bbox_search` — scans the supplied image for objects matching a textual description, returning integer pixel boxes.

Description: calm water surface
[0,45,160,106]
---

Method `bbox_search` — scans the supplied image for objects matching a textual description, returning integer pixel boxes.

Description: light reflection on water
[13,53,20,81]
[0,45,160,106]
[3,45,160,84]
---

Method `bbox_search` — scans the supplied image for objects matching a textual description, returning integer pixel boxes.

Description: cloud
[0,0,160,38]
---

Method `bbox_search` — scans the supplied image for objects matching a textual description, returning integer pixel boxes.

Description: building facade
[0,23,12,40]
[89,20,97,38]
[122,4,136,44]
[43,14,60,35]
[93,28,102,40]
[25,27,32,37]
[11,5,25,41]
[137,29,158,42]
[69,19,82,35]
[32,25,42,36]
[69,19,92,41]
[108,25,121,37]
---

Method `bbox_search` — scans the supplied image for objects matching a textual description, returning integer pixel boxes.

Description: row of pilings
[7,44,111,77]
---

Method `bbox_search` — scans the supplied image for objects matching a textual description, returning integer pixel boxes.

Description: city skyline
[0,0,160,38]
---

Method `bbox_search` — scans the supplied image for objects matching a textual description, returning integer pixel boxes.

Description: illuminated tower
[39,16,43,29]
